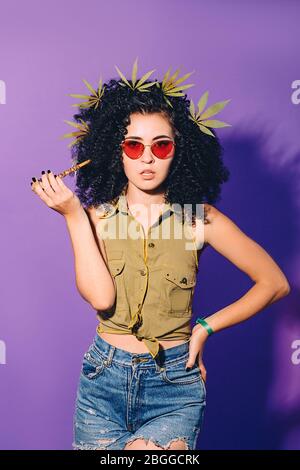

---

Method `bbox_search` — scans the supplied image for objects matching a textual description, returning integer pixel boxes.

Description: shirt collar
[118,189,175,219]
[95,185,177,219]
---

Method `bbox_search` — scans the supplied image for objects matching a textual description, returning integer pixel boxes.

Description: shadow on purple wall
[192,134,299,450]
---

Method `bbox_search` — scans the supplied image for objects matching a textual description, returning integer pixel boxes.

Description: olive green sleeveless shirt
[94,187,204,359]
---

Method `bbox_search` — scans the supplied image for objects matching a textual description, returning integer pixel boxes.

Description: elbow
[77,290,115,311]
[273,277,291,299]
[91,290,116,311]
[277,281,291,298]
[259,276,291,301]
[92,283,117,311]
[91,299,115,311]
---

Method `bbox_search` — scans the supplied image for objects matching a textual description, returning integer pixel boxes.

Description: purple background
[0,0,299,450]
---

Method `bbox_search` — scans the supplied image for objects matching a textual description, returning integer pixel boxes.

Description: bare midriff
[99,332,189,353]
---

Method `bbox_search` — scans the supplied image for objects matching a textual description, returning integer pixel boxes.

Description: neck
[125,183,166,210]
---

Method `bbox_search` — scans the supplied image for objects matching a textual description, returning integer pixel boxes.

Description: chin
[133,180,164,192]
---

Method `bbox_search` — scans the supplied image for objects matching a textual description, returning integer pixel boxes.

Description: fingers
[185,355,199,369]
[54,174,68,190]
[31,169,60,205]
[47,170,61,191]
[198,362,207,383]
[185,342,200,369]
[31,168,74,209]
[31,176,54,206]
[40,170,58,196]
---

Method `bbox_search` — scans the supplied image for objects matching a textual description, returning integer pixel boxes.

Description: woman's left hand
[185,324,209,383]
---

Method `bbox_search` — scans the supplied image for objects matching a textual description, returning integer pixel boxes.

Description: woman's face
[121,112,175,192]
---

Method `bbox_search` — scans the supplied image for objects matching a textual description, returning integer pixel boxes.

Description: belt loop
[104,345,115,366]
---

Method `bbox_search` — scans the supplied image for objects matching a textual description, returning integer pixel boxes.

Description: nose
[140,145,155,162]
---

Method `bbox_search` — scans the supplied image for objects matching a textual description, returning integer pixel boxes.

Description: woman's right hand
[30,170,82,217]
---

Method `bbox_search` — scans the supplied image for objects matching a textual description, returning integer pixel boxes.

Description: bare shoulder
[202,203,291,290]
[85,205,99,225]
[203,203,235,243]
[192,203,220,250]
[85,205,103,235]
[85,205,108,264]
[202,202,263,263]
[203,202,219,224]
[196,202,222,246]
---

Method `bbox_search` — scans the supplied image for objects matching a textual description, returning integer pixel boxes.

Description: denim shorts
[72,333,206,450]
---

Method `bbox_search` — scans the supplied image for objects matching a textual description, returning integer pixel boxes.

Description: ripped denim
[73,333,206,450]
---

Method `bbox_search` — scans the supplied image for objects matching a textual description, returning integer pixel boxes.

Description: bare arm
[199,203,291,335]
[31,170,115,311]
[64,206,116,310]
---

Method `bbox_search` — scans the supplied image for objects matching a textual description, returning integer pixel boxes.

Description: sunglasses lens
[122,141,144,159]
[122,140,175,159]
[152,140,174,159]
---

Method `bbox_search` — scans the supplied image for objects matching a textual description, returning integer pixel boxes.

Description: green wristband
[195,318,214,335]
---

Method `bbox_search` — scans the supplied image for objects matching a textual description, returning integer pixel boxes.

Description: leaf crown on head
[61,56,231,148]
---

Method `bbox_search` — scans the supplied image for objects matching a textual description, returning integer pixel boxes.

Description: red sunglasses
[121,139,175,160]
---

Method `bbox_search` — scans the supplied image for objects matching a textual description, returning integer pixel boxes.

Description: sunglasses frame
[121,138,176,159]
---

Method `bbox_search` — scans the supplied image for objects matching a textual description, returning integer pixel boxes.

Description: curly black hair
[68,77,230,223]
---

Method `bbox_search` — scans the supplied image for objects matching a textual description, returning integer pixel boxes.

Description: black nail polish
[47,170,51,173]
[32,177,36,182]
[30,182,33,185]
[41,170,45,174]
[54,174,57,177]
[185,367,191,371]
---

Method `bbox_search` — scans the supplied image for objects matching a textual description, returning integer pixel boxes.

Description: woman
[30,60,290,450]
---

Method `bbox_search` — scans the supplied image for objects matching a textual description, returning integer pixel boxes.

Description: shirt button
[148,242,155,248]
[140,269,147,276]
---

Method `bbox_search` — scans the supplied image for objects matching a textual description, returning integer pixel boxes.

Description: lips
[140,170,155,174]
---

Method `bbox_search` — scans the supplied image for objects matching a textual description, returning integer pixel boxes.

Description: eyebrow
[125,135,172,141]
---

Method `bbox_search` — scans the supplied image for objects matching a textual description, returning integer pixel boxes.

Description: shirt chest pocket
[109,259,125,277]
[106,250,125,274]
[160,268,197,317]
